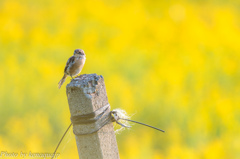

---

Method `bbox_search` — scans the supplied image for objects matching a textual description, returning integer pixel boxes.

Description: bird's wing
[64,55,75,73]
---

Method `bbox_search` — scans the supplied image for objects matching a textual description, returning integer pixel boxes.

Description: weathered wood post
[66,74,119,159]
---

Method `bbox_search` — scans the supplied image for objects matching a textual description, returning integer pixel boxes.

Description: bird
[58,49,86,89]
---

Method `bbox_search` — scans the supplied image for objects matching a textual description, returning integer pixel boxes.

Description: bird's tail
[58,74,67,89]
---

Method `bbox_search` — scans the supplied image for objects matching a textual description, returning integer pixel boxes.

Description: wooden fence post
[66,74,119,159]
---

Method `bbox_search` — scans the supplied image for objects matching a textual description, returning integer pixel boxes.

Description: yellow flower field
[0,0,240,158]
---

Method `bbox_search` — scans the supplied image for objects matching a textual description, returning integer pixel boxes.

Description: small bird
[58,49,86,89]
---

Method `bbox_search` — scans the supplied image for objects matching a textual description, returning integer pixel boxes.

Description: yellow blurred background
[0,0,240,158]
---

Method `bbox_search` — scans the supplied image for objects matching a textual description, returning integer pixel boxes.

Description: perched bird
[58,49,86,89]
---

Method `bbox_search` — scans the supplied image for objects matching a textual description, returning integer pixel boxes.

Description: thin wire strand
[51,123,72,159]
[119,118,165,133]
[51,109,164,158]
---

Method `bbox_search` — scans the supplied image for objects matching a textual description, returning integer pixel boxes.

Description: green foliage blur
[0,0,240,158]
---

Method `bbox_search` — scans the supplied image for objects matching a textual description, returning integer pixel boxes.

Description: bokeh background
[0,0,240,158]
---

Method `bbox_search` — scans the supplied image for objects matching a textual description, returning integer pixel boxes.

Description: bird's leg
[71,76,74,80]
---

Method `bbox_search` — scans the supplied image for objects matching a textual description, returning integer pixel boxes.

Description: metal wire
[51,123,72,159]
[51,106,165,158]
[119,118,165,133]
